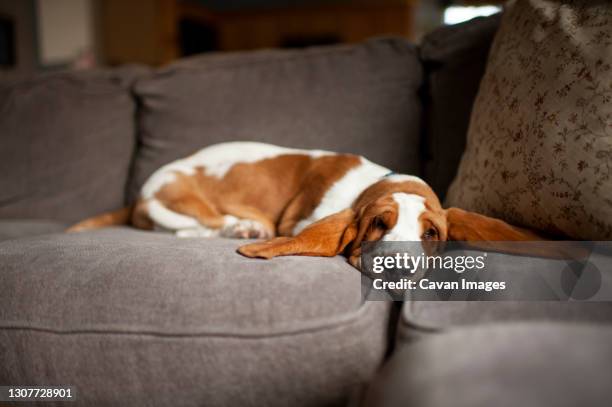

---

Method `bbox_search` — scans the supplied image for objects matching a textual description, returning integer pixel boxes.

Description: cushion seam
[0,301,386,339]
[400,300,444,332]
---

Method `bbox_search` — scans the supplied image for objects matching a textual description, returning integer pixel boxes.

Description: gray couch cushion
[420,15,501,199]
[363,322,612,407]
[398,249,612,343]
[0,219,67,242]
[128,38,423,201]
[0,67,145,223]
[0,228,391,406]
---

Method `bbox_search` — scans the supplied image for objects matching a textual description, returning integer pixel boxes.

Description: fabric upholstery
[363,322,612,407]
[0,67,145,223]
[0,228,391,407]
[0,219,67,242]
[128,38,423,201]
[419,14,501,199]
[398,249,612,343]
[446,1,612,239]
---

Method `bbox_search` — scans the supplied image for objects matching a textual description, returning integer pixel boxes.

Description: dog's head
[343,176,444,267]
[342,175,550,267]
[237,174,546,266]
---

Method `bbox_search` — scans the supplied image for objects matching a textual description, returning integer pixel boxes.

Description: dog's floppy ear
[444,207,589,260]
[445,207,543,242]
[237,209,357,259]
[350,195,399,250]
[345,196,399,267]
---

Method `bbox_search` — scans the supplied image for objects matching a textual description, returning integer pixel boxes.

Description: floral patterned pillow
[445,0,612,240]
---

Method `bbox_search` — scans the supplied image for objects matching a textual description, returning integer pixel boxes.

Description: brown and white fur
[69,141,549,268]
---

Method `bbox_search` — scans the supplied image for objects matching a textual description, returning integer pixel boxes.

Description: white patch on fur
[174,215,238,238]
[292,158,390,234]
[141,142,332,199]
[384,174,426,185]
[382,193,426,242]
[193,142,331,178]
[222,215,239,225]
[148,199,200,230]
[176,227,220,238]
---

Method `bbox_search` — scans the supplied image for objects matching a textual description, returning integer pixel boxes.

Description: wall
[0,0,99,76]
[36,0,96,66]
[0,0,37,74]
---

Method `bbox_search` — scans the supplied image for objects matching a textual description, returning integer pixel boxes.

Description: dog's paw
[222,219,273,239]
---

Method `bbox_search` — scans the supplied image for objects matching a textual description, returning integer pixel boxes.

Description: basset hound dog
[69,142,548,268]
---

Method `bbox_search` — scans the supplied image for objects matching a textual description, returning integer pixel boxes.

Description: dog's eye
[422,227,438,240]
[373,216,386,229]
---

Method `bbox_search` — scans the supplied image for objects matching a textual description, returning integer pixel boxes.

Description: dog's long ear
[445,207,588,260]
[350,195,399,250]
[237,209,357,259]
[344,196,399,267]
[445,207,543,241]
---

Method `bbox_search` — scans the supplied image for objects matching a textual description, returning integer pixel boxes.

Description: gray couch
[1,15,611,407]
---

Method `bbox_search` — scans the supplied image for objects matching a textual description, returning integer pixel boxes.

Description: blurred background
[0,0,502,75]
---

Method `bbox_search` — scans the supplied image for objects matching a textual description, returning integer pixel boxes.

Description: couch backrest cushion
[0,68,144,223]
[129,38,423,201]
[420,15,501,200]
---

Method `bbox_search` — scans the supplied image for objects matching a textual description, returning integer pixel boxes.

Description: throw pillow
[446,0,612,239]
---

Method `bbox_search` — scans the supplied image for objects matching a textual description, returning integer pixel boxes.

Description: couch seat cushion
[0,228,390,407]
[398,249,612,343]
[364,322,612,407]
[0,219,67,242]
